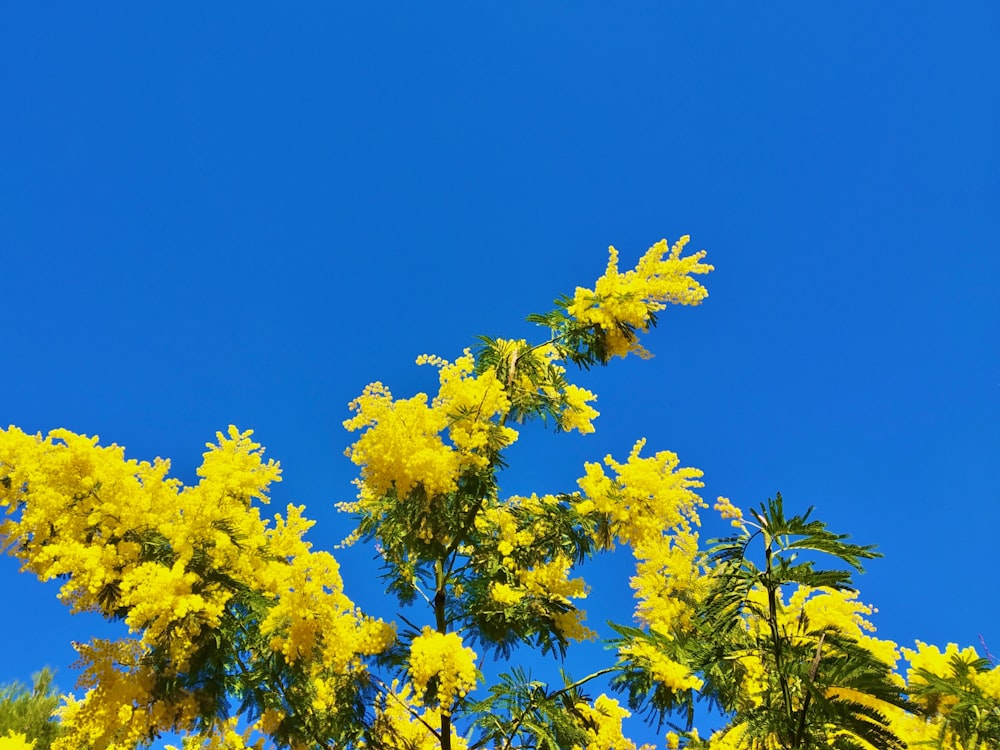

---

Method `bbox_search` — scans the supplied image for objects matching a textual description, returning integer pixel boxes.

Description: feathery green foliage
[0,669,62,750]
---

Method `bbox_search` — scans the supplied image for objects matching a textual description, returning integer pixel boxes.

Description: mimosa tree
[1,236,997,750]
[0,670,62,750]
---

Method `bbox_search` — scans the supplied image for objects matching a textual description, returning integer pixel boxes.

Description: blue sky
[1,2,997,745]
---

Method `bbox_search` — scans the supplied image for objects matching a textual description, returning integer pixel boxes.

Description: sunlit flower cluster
[0,732,35,750]
[0,425,393,748]
[431,350,517,463]
[573,695,646,750]
[630,525,707,637]
[567,237,713,359]
[476,503,536,561]
[620,639,703,693]
[560,383,600,434]
[343,383,460,500]
[519,554,596,641]
[408,627,478,712]
[344,352,519,506]
[787,586,898,667]
[901,640,979,691]
[712,496,744,529]
[576,439,705,552]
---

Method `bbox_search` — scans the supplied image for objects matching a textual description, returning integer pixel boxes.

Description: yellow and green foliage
[1,237,997,749]
[0,669,62,750]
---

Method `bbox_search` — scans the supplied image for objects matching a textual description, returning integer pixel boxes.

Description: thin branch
[979,634,995,666]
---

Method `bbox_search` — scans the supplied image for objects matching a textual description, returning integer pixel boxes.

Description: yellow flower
[620,640,703,692]
[0,425,393,749]
[574,695,636,750]
[901,640,979,685]
[344,383,460,499]
[972,664,1000,701]
[344,351,519,507]
[490,582,526,606]
[713,496,745,528]
[0,732,35,750]
[568,237,713,359]
[408,627,478,712]
[561,384,600,434]
[577,439,705,551]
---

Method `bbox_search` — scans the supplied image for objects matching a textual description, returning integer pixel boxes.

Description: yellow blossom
[568,237,713,359]
[560,384,600,434]
[972,664,1000,701]
[408,627,478,712]
[619,639,703,692]
[713,496,745,528]
[430,350,518,462]
[0,733,35,750]
[344,383,460,499]
[574,695,636,750]
[490,582,526,606]
[0,425,393,749]
[576,439,705,551]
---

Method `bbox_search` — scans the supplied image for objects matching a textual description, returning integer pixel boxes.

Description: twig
[979,633,995,666]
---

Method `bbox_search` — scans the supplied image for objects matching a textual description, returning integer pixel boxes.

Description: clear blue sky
[1,3,997,745]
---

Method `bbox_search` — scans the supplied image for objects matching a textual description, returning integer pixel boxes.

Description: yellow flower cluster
[885,640,1000,747]
[786,587,898,666]
[344,352,519,503]
[560,383,600,434]
[630,526,707,637]
[726,585,898,714]
[573,695,643,750]
[519,554,596,641]
[713,496,745,528]
[621,520,709,699]
[0,425,394,748]
[55,637,197,749]
[700,724,748,750]
[343,383,459,500]
[0,733,34,750]
[901,641,979,690]
[431,350,517,463]
[567,237,713,359]
[576,439,705,551]
[575,440,709,650]
[973,665,1000,701]
[470,494,597,641]
[619,639,703,693]
[258,506,395,676]
[475,502,536,562]
[408,627,478,713]
[489,581,525,606]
